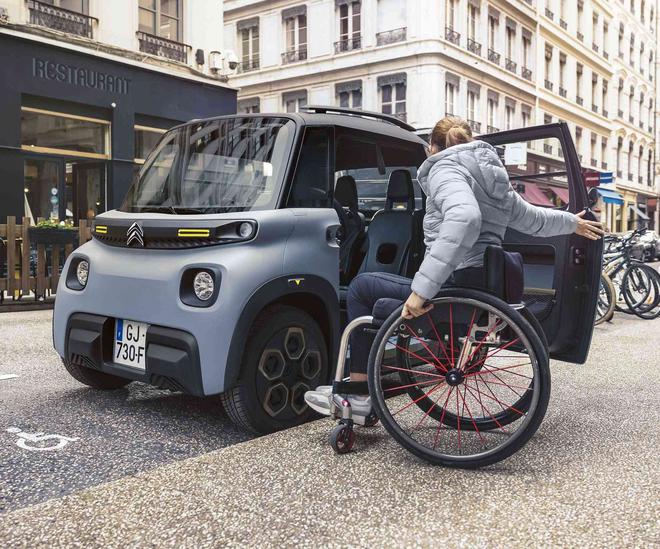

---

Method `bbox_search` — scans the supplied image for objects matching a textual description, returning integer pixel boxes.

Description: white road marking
[0,374,19,381]
[6,427,79,452]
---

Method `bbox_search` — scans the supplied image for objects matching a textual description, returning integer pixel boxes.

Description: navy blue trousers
[346,267,485,375]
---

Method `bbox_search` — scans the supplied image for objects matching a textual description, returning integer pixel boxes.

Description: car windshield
[121,117,296,213]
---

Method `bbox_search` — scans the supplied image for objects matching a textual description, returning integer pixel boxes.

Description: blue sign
[116,319,123,342]
[600,172,613,184]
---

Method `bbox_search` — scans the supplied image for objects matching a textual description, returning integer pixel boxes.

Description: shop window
[139,0,181,41]
[24,158,60,223]
[21,107,110,158]
[135,125,167,163]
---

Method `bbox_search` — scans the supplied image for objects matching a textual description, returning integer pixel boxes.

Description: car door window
[287,127,332,208]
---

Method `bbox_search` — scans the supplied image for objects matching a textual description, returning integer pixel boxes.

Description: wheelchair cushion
[484,245,524,304]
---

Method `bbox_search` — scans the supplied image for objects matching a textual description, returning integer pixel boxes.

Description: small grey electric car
[53,107,602,435]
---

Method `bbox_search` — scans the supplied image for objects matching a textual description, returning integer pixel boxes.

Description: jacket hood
[418,140,511,200]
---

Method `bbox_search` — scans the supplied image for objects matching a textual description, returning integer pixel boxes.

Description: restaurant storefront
[0,31,237,225]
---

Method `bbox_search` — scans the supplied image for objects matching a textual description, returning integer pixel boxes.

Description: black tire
[61,357,130,390]
[595,272,616,326]
[220,305,328,434]
[368,288,550,469]
[622,264,660,319]
[329,423,355,454]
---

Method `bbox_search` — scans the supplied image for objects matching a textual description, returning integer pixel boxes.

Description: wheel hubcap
[445,368,464,386]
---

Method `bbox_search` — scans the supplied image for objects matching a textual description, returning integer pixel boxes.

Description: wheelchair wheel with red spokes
[368,288,550,468]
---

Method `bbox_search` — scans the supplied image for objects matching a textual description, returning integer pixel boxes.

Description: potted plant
[28,219,79,246]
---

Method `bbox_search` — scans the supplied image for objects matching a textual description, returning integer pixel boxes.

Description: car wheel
[221,305,328,434]
[61,357,130,390]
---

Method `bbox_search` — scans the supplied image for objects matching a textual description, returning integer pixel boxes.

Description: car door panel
[481,123,603,364]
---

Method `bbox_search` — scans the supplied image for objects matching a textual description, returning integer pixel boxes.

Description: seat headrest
[387,170,414,211]
[335,175,359,211]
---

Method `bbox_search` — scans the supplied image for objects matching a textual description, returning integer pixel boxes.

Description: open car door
[480,122,603,364]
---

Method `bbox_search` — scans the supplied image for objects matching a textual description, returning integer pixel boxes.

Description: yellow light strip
[95,225,108,234]
[177,229,210,238]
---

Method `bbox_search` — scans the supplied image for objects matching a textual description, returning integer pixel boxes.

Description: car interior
[287,121,600,364]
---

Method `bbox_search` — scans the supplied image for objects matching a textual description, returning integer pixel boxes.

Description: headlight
[238,222,255,239]
[76,260,89,287]
[193,271,214,301]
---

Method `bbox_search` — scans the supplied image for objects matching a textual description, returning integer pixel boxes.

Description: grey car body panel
[53,207,340,395]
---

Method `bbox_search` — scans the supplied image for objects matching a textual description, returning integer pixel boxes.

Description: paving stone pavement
[0,310,659,548]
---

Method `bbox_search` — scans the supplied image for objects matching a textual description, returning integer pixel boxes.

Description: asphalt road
[0,310,252,513]
[1,309,659,548]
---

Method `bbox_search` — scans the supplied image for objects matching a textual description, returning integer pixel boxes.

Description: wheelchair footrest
[332,380,369,395]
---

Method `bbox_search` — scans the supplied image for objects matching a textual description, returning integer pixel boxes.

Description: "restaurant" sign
[32,57,131,95]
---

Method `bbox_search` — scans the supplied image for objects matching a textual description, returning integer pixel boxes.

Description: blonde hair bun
[430,116,473,151]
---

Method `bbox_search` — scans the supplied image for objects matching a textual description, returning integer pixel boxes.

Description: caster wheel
[329,423,355,454]
[364,411,379,427]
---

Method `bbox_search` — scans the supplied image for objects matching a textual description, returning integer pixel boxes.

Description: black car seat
[359,169,416,275]
[334,175,366,284]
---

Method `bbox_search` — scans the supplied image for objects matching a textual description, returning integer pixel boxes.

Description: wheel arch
[223,275,339,391]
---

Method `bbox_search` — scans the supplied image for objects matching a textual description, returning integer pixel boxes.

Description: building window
[521,107,531,127]
[522,32,532,69]
[488,13,498,51]
[576,64,583,101]
[21,107,110,158]
[467,89,478,124]
[505,24,515,61]
[445,78,458,116]
[337,1,361,51]
[505,103,514,131]
[487,94,498,131]
[467,3,478,41]
[138,0,181,41]
[237,98,260,114]
[238,20,260,71]
[134,125,166,163]
[336,81,362,109]
[379,74,407,121]
[283,7,307,63]
[446,0,457,30]
[283,90,308,113]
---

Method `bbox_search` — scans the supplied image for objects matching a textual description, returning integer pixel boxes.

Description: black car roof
[179,109,427,147]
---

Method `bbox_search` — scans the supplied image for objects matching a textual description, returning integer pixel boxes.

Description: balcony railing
[649,125,653,133]
[578,154,583,163]
[27,0,97,39]
[544,144,553,154]
[603,109,609,118]
[617,170,623,178]
[592,104,598,113]
[545,8,554,19]
[592,43,599,53]
[576,96,584,106]
[282,47,308,64]
[376,27,407,46]
[544,79,553,91]
[628,172,633,180]
[559,87,567,98]
[638,175,644,184]
[487,125,499,133]
[467,38,482,56]
[334,36,361,53]
[505,58,517,73]
[137,31,190,63]
[604,51,609,59]
[639,121,644,129]
[468,119,482,133]
[522,66,532,80]
[577,31,584,42]
[560,19,567,30]
[618,109,624,118]
[237,57,260,73]
[488,49,501,65]
[601,161,608,170]
[591,159,598,167]
[445,27,460,45]
[629,115,634,124]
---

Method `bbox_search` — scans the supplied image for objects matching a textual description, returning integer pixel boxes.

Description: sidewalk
[1,317,659,548]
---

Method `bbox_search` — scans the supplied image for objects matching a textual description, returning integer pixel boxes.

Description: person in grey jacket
[305,116,604,419]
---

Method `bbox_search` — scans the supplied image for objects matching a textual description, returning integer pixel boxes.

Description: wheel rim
[256,326,323,420]
[372,297,542,463]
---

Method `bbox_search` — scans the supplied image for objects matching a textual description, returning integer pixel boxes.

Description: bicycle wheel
[622,264,660,319]
[595,272,616,325]
[368,288,550,469]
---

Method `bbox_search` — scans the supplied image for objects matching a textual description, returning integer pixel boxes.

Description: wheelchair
[327,246,550,469]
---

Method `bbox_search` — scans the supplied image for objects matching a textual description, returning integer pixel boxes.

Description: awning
[629,204,650,220]
[549,185,570,204]
[519,182,554,207]
[597,188,624,205]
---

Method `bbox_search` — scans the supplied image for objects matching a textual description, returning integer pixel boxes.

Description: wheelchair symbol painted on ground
[6,427,79,452]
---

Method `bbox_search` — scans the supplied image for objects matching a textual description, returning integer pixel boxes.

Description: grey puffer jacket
[411,140,577,300]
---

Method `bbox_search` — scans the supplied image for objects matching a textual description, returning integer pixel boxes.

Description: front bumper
[66,313,204,395]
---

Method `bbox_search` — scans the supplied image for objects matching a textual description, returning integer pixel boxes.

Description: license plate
[114,319,148,370]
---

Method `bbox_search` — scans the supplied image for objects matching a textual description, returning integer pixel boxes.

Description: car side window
[287,127,332,208]
[497,137,570,209]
